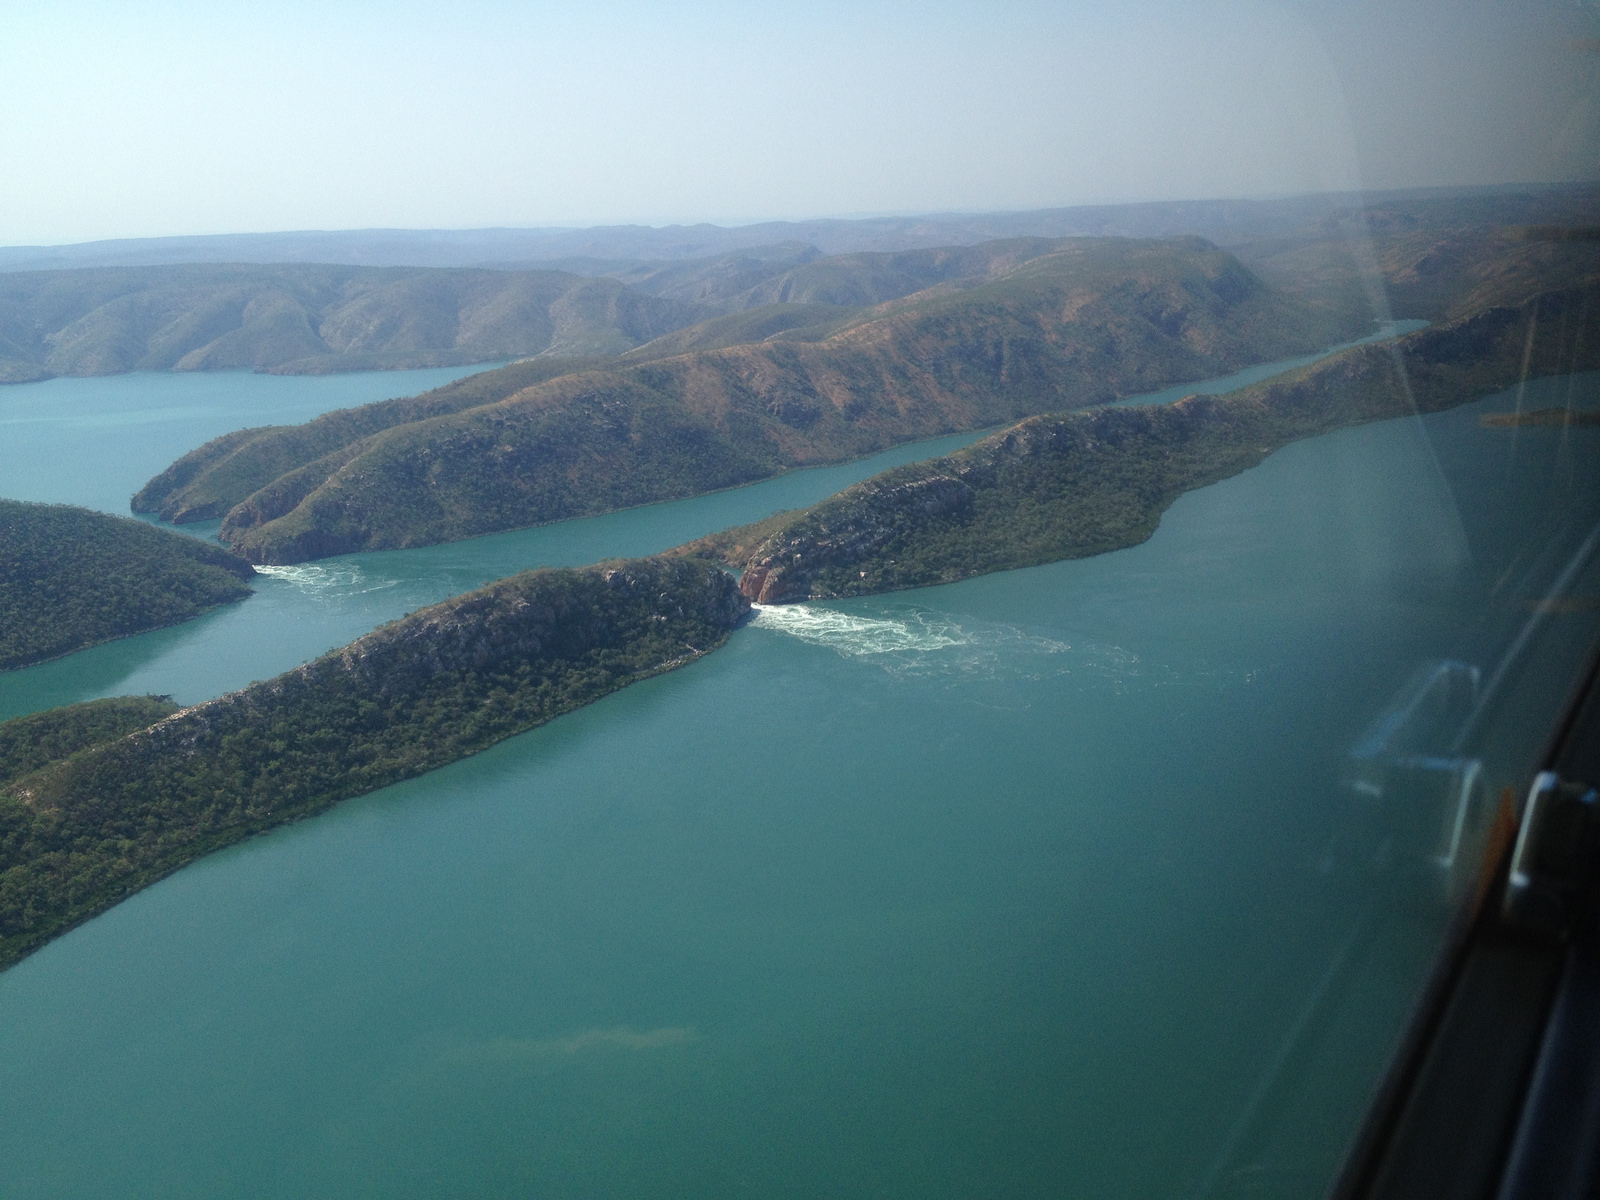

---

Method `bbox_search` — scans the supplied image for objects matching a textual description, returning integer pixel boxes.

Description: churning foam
[253,562,398,598]
[750,604,974,656]
[744,602,1146,688]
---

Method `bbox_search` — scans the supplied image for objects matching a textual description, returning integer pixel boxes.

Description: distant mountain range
[3,183,1589,275]
[0,265,700,383]
[5,185,1596,386]
[0,193,1370,274]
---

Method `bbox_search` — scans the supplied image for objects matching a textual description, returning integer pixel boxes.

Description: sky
[1,0,1596,246]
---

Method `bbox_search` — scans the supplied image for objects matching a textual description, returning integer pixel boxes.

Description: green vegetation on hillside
[126,237,1152,527]
[128,239,1121,525]
[0,696,179,788]
[0,557,748,971]
[695,285,1599,603]
[137,237,1352,563]
[0,502,256,671]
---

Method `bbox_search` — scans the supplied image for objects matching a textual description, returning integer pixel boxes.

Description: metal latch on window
[1503,772,1600,938]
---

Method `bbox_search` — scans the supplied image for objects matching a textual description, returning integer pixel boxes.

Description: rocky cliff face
[739,475,976,604]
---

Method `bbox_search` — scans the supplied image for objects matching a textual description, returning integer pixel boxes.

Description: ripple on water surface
[749,601,1154,687]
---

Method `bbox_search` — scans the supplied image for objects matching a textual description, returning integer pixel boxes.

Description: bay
[0,364,507,518]
[1,349,1596,1198]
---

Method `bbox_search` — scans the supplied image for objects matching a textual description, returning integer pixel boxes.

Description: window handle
[1504,772,1600,939]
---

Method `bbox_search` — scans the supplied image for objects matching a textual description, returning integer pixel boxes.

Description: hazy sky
[2,0,1596,245]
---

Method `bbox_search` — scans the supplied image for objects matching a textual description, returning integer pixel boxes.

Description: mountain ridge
[0,263,703,383]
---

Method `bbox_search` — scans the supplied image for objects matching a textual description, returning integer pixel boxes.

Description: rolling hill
[611,237,1082,313]
[0,263,702,382]
[135,236,1357,563]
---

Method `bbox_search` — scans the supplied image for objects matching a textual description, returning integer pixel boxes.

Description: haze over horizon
[4,0,1597,248]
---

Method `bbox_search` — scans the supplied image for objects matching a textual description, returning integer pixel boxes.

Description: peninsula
[682,285,1599,602]
[0,557,746,970]
[0,501,256,671]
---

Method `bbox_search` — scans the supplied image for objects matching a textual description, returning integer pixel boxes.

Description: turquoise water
[0,364,505,516]
[1107,319,1430,408]
[1,354,1598,1198]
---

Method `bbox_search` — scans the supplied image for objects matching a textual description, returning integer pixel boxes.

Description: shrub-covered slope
[701,285,1599,603]
[0,502,256,670]
[132,356,616,523]
[127,239,1096,524]
[0,696,179,788]
[620,303,859,359]
[0,556,748,970]
[141,237,1350,563]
